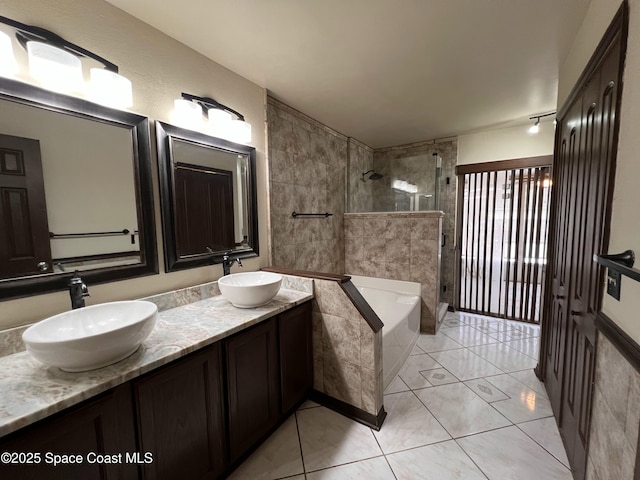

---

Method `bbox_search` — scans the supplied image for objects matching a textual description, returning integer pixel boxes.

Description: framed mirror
[0,76,157,300]
[156,121,258,272]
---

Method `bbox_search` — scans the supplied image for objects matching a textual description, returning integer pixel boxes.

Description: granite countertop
[0,288,313,438]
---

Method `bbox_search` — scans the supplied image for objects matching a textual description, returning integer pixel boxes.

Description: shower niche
[347,149,441,213]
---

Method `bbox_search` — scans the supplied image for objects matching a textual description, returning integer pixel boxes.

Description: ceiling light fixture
[528,112,556,135]
[177,92,252,144]
[0,15,133,108]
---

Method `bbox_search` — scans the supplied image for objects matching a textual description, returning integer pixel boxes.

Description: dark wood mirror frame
[0,76,158,300]
[155,121,259,272]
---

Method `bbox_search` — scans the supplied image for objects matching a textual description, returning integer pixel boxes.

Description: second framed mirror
[156,121,258,272]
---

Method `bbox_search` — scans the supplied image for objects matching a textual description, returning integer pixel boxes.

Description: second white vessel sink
[218,271,283,308]
[22,300,157,372]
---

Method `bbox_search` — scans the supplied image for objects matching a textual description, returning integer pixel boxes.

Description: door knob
[37,261,49,272]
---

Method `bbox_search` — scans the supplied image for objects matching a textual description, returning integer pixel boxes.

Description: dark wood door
[0,385,137,480]
[279,302,313,413]
[541,9,625,479]
[134,345,227,480]
[0,133,52,278]
[174,163,235,256]
[225,318,279,462]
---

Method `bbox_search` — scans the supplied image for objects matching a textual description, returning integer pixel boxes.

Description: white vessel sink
[218,271,283,308]
[22,301,157,372]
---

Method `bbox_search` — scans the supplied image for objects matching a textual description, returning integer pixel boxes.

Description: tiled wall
[372,138,457,306]
[344,212,443,333]
[267,97,348,274]
[587,333,640,479]
[311,279,383,416]
[347,138,375,213]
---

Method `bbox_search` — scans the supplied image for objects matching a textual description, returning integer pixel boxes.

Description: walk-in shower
[348,151,442,213]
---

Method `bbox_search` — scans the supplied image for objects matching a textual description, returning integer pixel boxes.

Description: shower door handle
[442,234,446,247]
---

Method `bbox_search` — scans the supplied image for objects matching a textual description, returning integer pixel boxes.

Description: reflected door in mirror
[0,133,52,279]
[175,163,235,255]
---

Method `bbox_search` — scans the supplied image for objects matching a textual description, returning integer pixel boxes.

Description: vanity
[0,281,313,480]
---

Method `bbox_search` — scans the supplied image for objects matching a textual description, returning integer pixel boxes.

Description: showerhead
[362,170,384,181]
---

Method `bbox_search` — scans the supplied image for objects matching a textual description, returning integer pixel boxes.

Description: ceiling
[105,0,591,149]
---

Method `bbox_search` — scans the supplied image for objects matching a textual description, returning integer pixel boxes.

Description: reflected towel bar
[291,212,333,218]
[50,229,131,239]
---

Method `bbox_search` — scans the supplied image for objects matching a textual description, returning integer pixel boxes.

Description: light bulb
[0,31,17,77]
[528,119,540,134]
[27,41,83,93]
[207,108,233,138]
[89,68,133,108]
[229,119,252,144]
[171,99,202,129]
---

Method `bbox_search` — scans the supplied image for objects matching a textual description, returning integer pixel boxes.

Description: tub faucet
[69,271,90,309]
[221,253,242,276]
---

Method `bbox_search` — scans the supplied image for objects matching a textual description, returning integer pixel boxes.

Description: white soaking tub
[349,275,421,389]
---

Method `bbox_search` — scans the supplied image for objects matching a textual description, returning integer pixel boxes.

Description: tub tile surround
[232,311,572,479]
[312,279,383,417]
[0,277,313,437]
[345,211,443,333]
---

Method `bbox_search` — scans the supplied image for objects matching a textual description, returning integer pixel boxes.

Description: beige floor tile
[415,383,511,437]
[228,415,303,480]
[457,426,572,479]
[296,406,382,472]
[306,456,395,479]
[375,391,450,453]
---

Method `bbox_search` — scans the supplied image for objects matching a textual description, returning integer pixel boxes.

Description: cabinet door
[279,302,313,413]
[134,344,226,480]
[225,318,279,462]
[0,385,137,480]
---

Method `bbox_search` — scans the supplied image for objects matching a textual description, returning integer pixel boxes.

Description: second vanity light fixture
[172,92,252,144]
[0,15,133,108]
[528,111,556,134]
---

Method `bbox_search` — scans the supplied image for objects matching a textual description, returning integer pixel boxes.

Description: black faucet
[207,247,243,276]
[221,253,242,276]
[69,271,90,309]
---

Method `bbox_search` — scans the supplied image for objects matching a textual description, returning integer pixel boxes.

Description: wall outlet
[607,269,622,301]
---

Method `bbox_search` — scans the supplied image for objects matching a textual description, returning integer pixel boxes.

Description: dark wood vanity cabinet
[133,344,226,480]
[225,317,280,462]
[279,303,313,414]
[0,301,313,480]
[0,385,138,480]
[224,302,312,465]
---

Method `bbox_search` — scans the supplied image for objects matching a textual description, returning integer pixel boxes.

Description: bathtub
[349,275,421,389]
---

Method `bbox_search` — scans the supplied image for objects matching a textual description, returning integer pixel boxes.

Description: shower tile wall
[347,138,374,213]
[373,138,458,307]
[267,97,348,274]
[344,211,443,333]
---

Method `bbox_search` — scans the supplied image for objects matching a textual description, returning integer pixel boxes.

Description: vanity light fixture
[528,111,556,135]
[0,30,17,77]
[0,15,133,108]
[178,92,252,144]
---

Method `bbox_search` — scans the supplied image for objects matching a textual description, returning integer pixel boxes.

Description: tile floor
[229,311,572,480]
